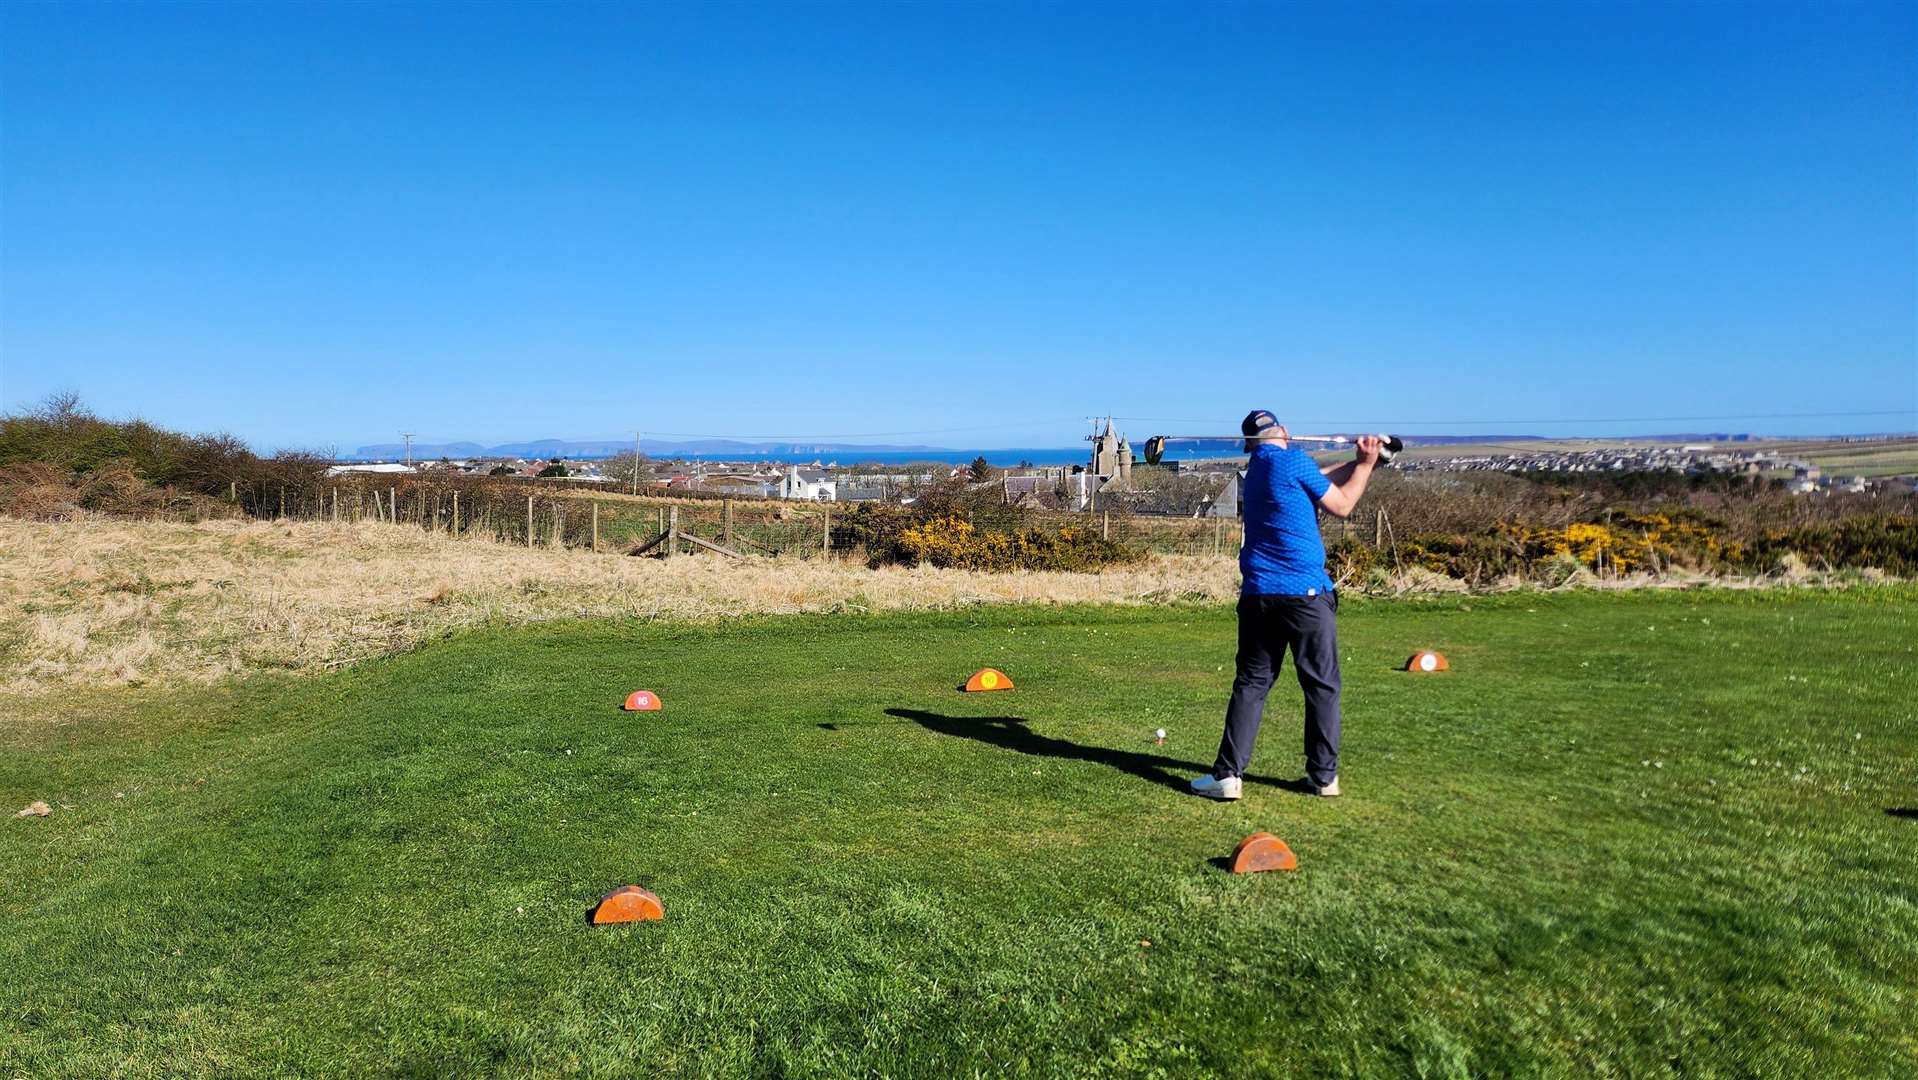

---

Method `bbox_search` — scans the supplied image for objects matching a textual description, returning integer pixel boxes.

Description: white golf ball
[1419,653,1438,671]
[1155,728,1167,740]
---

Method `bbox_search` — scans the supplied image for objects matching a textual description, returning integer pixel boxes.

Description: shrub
[1326,538,1380,587]
[0,462,81,520]
[0,395,294,510]
[891,514,1139,572]
[75,463,167,516]
[1750,515,1918,576]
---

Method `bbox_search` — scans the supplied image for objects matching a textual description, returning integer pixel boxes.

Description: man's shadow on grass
[883,708,1310,796]
[1888,808,1918,821]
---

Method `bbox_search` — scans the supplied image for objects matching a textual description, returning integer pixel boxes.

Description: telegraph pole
[632,431,642,495]
[401,433,416,466]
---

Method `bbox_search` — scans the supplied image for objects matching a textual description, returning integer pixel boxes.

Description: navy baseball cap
[1242,410,1279,447]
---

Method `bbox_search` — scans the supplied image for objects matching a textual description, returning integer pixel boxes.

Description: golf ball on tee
[1155,728,1167,740]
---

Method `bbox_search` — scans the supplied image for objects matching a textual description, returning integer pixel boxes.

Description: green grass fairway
[4,591,1916,1077]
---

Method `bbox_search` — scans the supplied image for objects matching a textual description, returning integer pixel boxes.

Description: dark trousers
[1212,593,1342,786]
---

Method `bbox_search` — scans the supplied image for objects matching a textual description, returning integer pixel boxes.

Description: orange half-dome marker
[1229,832,1298,874]
[590,885,664,924]
[1404,651,1449,673]
[963,668,1013,692]
[623,690,662,711]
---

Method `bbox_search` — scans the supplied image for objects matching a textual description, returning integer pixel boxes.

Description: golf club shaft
[1153,433,1367,446]
[1140,432,1402,465]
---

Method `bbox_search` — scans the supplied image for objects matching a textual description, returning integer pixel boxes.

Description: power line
[1112,408,1917,429]
[640,418,1082,441]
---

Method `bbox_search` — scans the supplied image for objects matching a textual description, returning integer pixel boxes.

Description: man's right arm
[1320,459,1360,486]
[1313,437,1382,519]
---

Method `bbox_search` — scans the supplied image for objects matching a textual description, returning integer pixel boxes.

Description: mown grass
[3,590,1915,1077]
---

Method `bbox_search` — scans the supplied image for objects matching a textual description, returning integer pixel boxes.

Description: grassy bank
[4,590,1915,1076]
[0,518,1235,694]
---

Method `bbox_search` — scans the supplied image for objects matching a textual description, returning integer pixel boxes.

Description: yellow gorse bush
[897,514,1136,572]
[1495,513,1741,574]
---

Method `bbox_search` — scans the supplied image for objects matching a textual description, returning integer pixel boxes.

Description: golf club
[1139,432,1404,466]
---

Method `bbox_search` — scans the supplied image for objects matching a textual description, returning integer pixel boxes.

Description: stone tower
[1091,417,1129,478]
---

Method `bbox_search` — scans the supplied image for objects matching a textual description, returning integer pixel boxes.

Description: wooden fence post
[1102,510,1109,541]
[823,506,831,557]
[665,506,677,560]
[525,495,534,547]
[331,488,339,523]
[591,502,599,552]
[278,487,285,520]
[452,491,460,535]
[723,497,733,548]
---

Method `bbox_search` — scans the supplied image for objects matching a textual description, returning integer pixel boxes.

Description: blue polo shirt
[1241,443,1334,596]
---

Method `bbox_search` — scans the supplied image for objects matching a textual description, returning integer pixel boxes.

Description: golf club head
[1380,435,1402,463]
[1143,435,1166,466]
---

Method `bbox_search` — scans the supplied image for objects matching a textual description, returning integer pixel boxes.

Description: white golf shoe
[1189,774,1242,800]
[1309,776,1341,797]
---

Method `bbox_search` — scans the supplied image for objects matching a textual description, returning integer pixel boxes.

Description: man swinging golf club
[1190,410,1381,800]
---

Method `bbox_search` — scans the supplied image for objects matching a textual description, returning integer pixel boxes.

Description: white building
[778,466,836,501]
[325,463,417,476]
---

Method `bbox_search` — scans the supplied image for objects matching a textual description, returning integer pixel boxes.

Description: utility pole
[401,432,416,466]
[632,432,642,496]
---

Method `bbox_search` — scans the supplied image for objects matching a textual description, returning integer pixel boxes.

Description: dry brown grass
[0,517,1238,695]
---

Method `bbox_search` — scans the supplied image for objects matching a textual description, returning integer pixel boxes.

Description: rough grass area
[3,590,1914,1077]
[0,518,1235,695]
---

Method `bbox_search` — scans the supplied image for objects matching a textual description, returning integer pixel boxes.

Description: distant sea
[653,435,1556,467]
[662,447,1088,468]
[349,434,1620,468]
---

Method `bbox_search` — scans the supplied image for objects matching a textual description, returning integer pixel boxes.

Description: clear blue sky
[3,1,1913,451]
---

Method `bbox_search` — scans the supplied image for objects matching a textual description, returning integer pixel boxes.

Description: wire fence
[221,475,1302,561]
[233,477,855,558]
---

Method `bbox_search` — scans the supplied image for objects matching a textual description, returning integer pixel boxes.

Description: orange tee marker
[590,885,664,924]
[1229,832,1298,874]
[1404,651,1449,673]
[623,690,662,711]
[963,668,1014,692]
